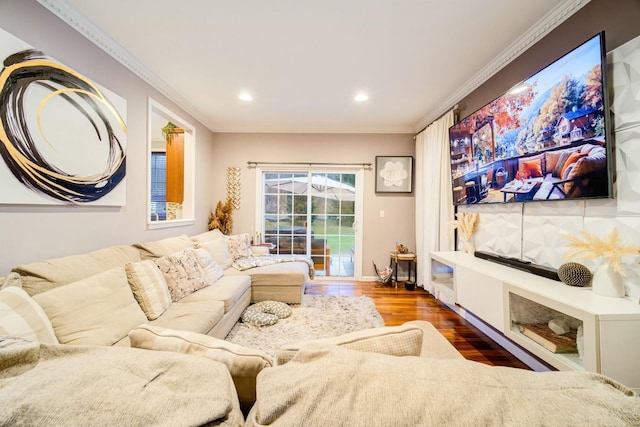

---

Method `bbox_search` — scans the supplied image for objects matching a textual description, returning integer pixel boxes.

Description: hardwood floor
[305,280,530,370]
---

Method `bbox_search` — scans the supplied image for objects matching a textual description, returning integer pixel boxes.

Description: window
[150,152,166,221]
[260,171,358,278]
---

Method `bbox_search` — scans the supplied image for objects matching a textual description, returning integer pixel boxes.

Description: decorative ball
[558,262,592,287]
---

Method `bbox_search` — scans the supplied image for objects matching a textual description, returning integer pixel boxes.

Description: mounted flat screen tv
[449,32,612,206]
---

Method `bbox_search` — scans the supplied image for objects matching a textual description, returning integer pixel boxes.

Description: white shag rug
[225,295,385,357]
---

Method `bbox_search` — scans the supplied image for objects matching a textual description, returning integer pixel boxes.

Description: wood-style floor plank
[305,280,530,370]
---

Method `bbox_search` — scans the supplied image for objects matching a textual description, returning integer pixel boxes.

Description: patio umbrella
[265,176,356,201]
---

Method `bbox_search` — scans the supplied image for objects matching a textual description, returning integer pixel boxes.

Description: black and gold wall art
[0,28,126,205]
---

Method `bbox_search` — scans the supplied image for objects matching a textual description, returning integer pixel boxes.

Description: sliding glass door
[260,170,360,278]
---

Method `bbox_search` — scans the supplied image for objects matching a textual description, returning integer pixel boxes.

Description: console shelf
[430,251,640,391]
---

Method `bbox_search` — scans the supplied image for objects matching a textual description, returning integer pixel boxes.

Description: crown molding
[414,0,591,133]
[38,0,590,135]
[36,0,213,131]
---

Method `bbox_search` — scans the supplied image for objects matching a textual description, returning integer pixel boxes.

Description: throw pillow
[241,306,278,327]
[129,324,273,411]
[225,233,252,261]
[519,158,543,178]
[0,286,59,344]
[1,272,21,289]
[240,300,293,327]
[193,248,224,284]
[560,151,588,179]
[544,150,564,176]
[125,260,172,320]
[276,323,423,365]
[155,249,209,302]
[196,238,233,269]
[32,267,147,346]
[552,150,573,177]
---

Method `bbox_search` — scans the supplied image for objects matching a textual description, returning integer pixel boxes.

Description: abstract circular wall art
[0,28,126,205]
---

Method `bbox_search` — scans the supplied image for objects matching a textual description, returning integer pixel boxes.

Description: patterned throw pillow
[241,300,292,327]
[193,248,224,284]
[0,286,59,344]
[125,260,172,320]
[155,249,209,302]
[225,233,252,261]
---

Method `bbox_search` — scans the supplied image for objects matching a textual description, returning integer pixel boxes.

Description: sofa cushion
[276,323,423,365]
[11,245,141,296]
[150,300,225,334]
[179,275,251,313]
[225,233,252,261]
[0,338,244,426]
[32,267,147,346]
[155,248,209,302]
[0,287,58,344]
[196,237,233,269]
[129,324,273,411]
[247,346,640,427]
[194,248,224,284]
[133,234,194,260]
[190,229,225,245]
[125,260,172,320]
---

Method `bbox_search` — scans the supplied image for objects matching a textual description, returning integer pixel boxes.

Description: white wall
[0,1,217,274]
[0,2,416,278]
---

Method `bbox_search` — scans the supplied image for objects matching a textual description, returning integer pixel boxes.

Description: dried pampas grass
[562,228,640,276]
[451,212,479,252]
[208,197,234,235]
[451,212,479,241]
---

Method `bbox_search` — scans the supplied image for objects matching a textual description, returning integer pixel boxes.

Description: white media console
[430,251,640,391]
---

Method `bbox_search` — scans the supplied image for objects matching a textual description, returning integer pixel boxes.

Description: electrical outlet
[379,210,385,218]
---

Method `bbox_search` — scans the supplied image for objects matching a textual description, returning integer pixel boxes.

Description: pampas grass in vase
[562,228,640,298]
[451,212,479,254]
[208,197,234,235]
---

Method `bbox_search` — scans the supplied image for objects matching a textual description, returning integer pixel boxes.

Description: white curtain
[415,110,455,291]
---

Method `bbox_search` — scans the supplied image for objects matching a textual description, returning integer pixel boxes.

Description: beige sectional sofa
[4,317,638,426]
[0,229,312,349]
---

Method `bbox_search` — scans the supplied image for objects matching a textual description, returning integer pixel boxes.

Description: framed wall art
[0,27,127,206]
[375,156,413,193]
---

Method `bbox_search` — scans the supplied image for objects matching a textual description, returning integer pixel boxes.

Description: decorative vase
[592,261,625,298]
[462,238,475,254]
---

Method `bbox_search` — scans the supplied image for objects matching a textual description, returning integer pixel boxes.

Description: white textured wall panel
[610,35,640,132]
[472,211,522,257]
[613,128,640,214]
[522,215,584,269]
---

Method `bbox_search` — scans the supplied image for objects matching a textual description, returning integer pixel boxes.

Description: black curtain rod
[247,161,372,168]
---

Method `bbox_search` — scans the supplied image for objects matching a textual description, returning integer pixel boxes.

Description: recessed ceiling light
[354,93,369,102]
[239,93,253,101]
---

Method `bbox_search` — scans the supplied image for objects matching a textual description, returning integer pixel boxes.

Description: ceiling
[42,0,587,134]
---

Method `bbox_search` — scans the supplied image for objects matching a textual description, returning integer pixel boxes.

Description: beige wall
[210,133,415,278]
[0,1,217,274]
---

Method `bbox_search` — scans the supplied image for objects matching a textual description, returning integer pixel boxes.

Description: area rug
[225,295,385,356]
